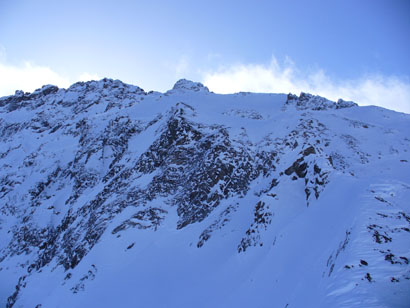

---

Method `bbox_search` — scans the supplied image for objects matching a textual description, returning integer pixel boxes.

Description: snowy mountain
[0,78,409,308]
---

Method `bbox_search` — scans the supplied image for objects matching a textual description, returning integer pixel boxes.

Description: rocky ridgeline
[285,92,357,111]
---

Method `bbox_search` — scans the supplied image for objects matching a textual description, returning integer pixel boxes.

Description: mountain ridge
[0,78,409,307]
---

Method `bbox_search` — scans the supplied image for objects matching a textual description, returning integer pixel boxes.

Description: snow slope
[0,78,409,307]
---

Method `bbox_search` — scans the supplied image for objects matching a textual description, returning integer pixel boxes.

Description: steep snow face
[0,79,409,308]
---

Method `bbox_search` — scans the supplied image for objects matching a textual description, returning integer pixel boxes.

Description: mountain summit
[0,79,409,307]
[171,78,210,92]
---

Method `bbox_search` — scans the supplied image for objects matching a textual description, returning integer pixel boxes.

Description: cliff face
[1,79,409,308]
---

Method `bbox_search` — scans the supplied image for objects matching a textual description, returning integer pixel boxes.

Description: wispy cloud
[0,60,100,97]
[202,57,410,114]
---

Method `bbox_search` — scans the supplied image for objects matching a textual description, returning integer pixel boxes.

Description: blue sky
[1,0,409,112]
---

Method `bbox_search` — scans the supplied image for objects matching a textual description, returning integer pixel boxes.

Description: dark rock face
[131,107,259,229]
[112,208,168,233]
[284,145,329,204]
[238,201,273,252]
[285,157,308,178]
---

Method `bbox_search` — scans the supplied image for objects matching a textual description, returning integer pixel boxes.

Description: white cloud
[0,60,100,97]
[0,61,70,96]
[202,58,410,114]
[78,72,101,82]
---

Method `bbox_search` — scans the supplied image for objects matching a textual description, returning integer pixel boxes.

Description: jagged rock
[286,92,357,111]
